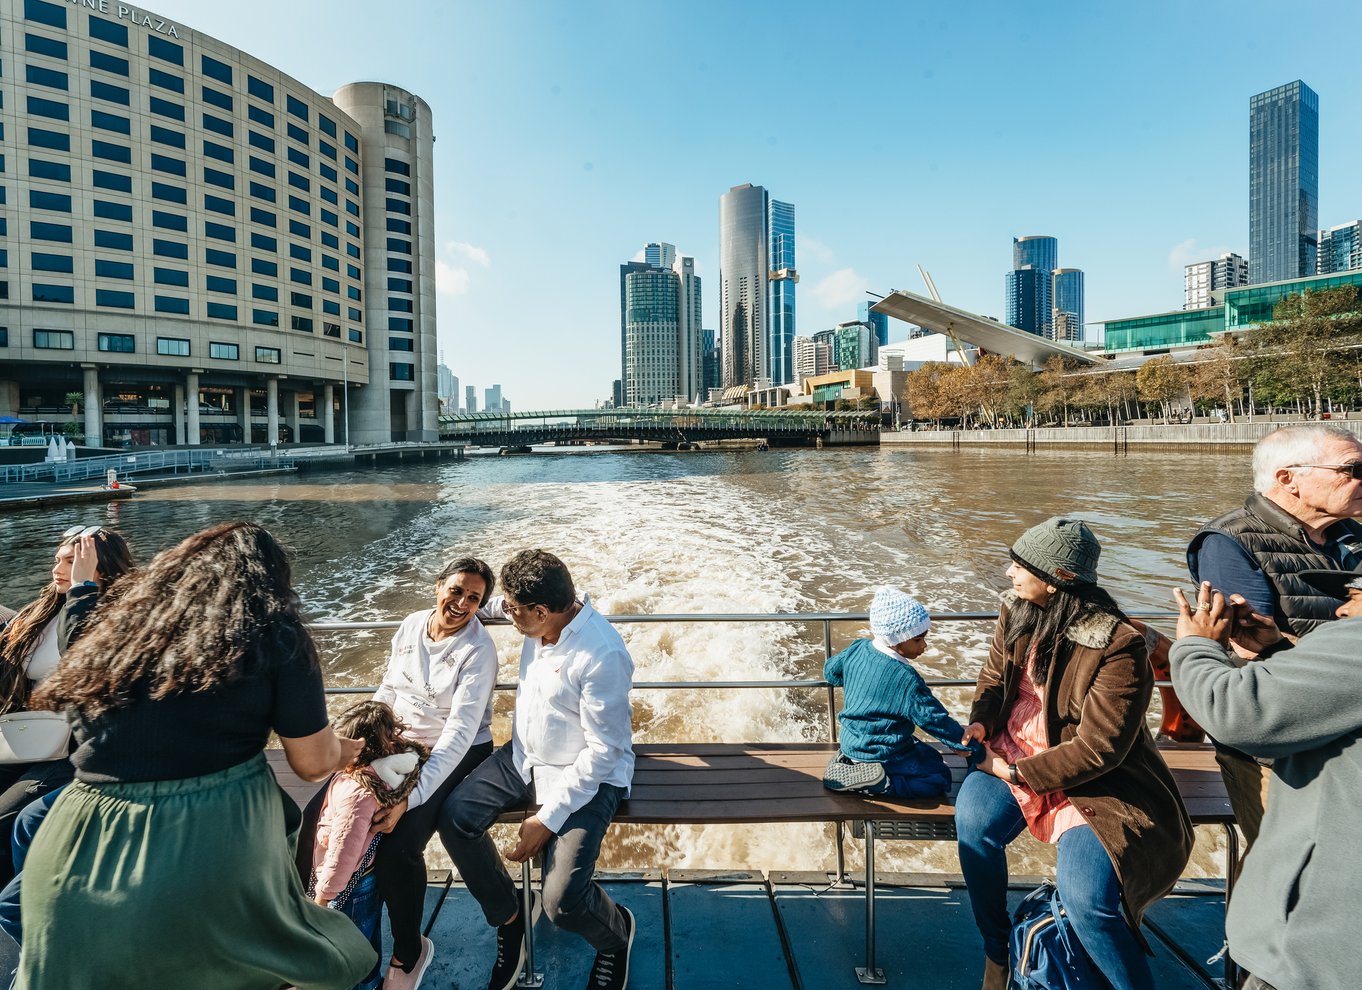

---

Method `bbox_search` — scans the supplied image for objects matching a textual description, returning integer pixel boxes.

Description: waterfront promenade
[883,420,1362,450]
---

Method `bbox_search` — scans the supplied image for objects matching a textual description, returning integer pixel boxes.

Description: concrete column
[173,384,186,446]
[236,386,252,444]
[82,366,102,449]
[185,372,200,446]
[284,391,300,443]
[322,384,335,444]
[266,377,280,447]
[0,381,20,419]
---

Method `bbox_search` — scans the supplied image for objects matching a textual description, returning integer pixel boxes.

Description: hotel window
[204,248,237,268]
[206,302,238,321]
[92,230,132,249]
[247,75,274,103]
[154,267,189,286]
[157,337,190,356]
[91,110,131,134]
[32,284,74,303]
[153,239,189,259]
[289,246,312,263]
[286,95,308,121]
[98,332,136,351]
[30,189,71,212]
[251,233,277,252]
[387,219,411,235]
[388,277,412,293]
[90,50,129,76]
[31,253,73,273]
[289,220,310,239]
[201,86,233,112]
[150,125,185,148]
[345,133,359,154]
[201,55,232,85]
[33,330,75,350]
[290,267,313,285]
[348,329,363,343]
[248,131,275,153]
[27,96,68,121]
[25,64,68,91]
[388,318,413,332]
[152,182,186,204]
[29,159,70,181]
[249,181,277,203]
[389,336,414,352]
[155,295,190,315]
[90,80,130,106]
[28,128,70,152]
[323,300,341,316]
[25,2,65,28]
[210,342,239,360]
[252,284,278,301]
[204,222,236,243]
[149,96,184,120]
[204,194,235,217]
[95,260,134,280]
[30,221,72,243]
[204,167,235,190]
[205,275,237,295]
[250,207,276,227]
[148,36,184,66]
[389,363,414,382]
[249,157,276,179]
[286,123,308,147]
[290,291,312,308]
[248,105,274,128]
[323,322,340,338]
[256,346,282,364]
[288,172,310,192]
[93,200,133,222]
[319,142,337,162]
[253,309,279,327]
[203,141,234,164]
[88,15,129,46]
[322,255,340,272]
[150,153,187,176]
[321,231,339,249]
[203,113,234,138]
[93,170,133,192]
[291,316,313,333]
[24,34,66,59]
[92,140,131,163]
[96,290,134,310]
[148,68,184,93]
[153,211,187,232]
[251,258,278,277]
[319,115,337,138]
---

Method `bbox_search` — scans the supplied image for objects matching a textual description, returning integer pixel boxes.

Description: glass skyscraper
[858,301,889,348]
[1250,81,1319,284]
[1053,268,1085,342]
[768,199,798,386]
[1318,221,1362,275]
[1006,236,1058,337]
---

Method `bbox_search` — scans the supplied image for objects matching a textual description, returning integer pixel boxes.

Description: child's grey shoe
[823,755,888,793]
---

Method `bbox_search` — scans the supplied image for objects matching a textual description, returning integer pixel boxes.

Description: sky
[166,0,1362,409]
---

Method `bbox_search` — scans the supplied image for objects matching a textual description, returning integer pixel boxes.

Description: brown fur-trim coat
[969,592,1194,932]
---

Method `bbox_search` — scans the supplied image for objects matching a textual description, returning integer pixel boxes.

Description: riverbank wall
[881,421,1362,451]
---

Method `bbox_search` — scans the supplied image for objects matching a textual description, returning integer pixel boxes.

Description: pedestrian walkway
[0,481,133,512]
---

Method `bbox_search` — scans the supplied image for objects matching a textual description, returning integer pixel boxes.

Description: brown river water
[0,445,1249,877]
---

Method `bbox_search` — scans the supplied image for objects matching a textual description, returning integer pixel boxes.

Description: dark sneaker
[585,904,635,990]
[823,755,888,793]
[486,890,542,990]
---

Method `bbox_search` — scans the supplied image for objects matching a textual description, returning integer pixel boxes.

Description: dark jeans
[296,740,493,967]
[955,770,1154,990]
[442,741,629,953]
[0,786,64,944]
[0,759,73,884]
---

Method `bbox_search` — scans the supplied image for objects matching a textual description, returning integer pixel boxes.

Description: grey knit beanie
[1010,516,1100,587]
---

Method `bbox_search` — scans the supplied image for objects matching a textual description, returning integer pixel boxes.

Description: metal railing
[309,608,1181,741]
[0,447,297,484]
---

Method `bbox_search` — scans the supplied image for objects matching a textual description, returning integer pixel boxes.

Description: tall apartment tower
[719,184,797,389]
[645,242,677,270]
[332,83,438,443]
[858,301,889,348]
[484,384,502,412]
[768,199,798,386]
[674,256,703,402]
[619,244,701,405]
[1318,222,1362,275]
[1052,269,1085,343]
[1184,253,1249,310]
[1249,81,1319,285]
[465,385,477,414]
[1005,236,1058,338]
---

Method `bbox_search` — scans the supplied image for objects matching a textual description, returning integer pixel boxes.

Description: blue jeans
[955,771,1154,990]
[0,786,64,945]
[883,742,952,797]
[338,868,382,990]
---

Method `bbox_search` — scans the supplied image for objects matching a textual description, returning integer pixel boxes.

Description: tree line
[903,285,1362,428]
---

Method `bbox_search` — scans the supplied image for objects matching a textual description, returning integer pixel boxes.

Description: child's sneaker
[823,755,888,794]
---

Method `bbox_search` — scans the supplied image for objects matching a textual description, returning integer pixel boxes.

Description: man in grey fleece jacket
[1170,573,1362,990]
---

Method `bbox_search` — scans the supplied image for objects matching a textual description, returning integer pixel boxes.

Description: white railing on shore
[0,447,296,484]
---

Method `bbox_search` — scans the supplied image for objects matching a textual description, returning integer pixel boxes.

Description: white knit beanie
[869,587,931,646]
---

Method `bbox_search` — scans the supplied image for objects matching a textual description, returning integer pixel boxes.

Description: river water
[0,446,1249,877]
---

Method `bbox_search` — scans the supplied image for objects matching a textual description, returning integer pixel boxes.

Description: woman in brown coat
[957,517,1193,990]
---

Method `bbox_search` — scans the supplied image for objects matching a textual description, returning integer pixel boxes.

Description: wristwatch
[1008,763,1020,786]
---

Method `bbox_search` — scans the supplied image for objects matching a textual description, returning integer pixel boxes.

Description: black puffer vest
[1188,493,1362,636]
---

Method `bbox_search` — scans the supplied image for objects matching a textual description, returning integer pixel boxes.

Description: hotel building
[0,0,438,446]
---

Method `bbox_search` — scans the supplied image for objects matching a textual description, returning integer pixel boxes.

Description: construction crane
[915,265,968,357]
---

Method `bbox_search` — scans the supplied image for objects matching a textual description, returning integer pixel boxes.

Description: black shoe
[584,905,635,990]
[486,890,541,990]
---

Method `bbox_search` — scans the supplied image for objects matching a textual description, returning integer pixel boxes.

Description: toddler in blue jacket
[823,587,980,797]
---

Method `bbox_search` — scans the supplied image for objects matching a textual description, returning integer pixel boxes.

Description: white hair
[1252,424,1361,493]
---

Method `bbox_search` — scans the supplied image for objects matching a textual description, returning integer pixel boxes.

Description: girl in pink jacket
[309,702,428,990]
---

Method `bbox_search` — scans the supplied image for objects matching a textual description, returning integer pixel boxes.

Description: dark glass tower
[767,199,798,385]
[1006,236,1058,337]
[1250,81,1319,284]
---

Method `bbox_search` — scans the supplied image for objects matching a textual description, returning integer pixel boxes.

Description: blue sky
[172,0,1362,408]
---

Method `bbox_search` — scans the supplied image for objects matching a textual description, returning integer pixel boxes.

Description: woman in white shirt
[0,525,134,881]
[365,556,499,990]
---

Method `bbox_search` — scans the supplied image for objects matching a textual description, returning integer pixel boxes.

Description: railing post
[518,859,542,987]
[856,821,885,984]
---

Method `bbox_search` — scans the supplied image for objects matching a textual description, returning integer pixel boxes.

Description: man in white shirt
[445,549,635,990]
[362,556,499,990]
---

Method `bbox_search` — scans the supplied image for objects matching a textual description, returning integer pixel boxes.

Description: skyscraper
[719,184,797,389]
[465,385,477,414]
[858,301,889,348]
[645,242,677,270]
[437,364,459,412]
[701,330,721,397]
[1185,253,1249,309]
[1052,269,1085,343]
[768,199,798,386]
[623,267,680,405]
[485,384,502,412]
[673,256,703,402]
[1250,81,1319,284]
[1005,236,1058,337]
[1318,221,1362,275]
[618,260,651,394]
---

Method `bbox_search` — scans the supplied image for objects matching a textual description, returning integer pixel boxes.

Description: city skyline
[164,1,1362,408]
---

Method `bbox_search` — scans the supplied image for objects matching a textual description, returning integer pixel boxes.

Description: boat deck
[406,870,1228,988]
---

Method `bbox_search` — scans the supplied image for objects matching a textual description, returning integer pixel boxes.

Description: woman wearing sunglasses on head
[0,525,134,881]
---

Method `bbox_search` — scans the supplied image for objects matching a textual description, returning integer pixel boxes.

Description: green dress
[20,752,376,989]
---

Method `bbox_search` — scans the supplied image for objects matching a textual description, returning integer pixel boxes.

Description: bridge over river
[436,408,881,447]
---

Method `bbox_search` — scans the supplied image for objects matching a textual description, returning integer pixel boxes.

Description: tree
[1035,356,1081,425]
[905,363,952,425]
[1074,370,1137,426]
[1135,356,1189,421]
[64,391,82,416]
[1188,338,1245,421]
[1244,286,1362,418]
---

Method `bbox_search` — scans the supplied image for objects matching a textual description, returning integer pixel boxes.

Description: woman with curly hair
[0,525,133,880]
[19,522,376,990]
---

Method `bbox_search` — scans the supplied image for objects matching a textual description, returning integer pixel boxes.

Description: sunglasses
[1287,462,1362,481]
[61,525,104,541]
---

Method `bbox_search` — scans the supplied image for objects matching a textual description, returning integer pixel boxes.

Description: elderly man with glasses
[1186,423,1362,853]
[447,549,635,990]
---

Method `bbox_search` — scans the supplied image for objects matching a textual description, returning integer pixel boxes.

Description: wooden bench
[270,740,1234,986]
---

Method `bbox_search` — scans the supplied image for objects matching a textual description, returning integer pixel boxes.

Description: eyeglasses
[61,525,104,542]
[1287,463,1362,481]
[503,601,543,618]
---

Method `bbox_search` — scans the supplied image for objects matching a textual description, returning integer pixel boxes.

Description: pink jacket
[311,773,381,903]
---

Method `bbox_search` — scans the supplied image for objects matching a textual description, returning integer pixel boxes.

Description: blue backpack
[1008,882,1102,989]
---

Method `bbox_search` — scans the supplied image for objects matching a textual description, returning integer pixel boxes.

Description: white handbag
[0,712,72,764]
